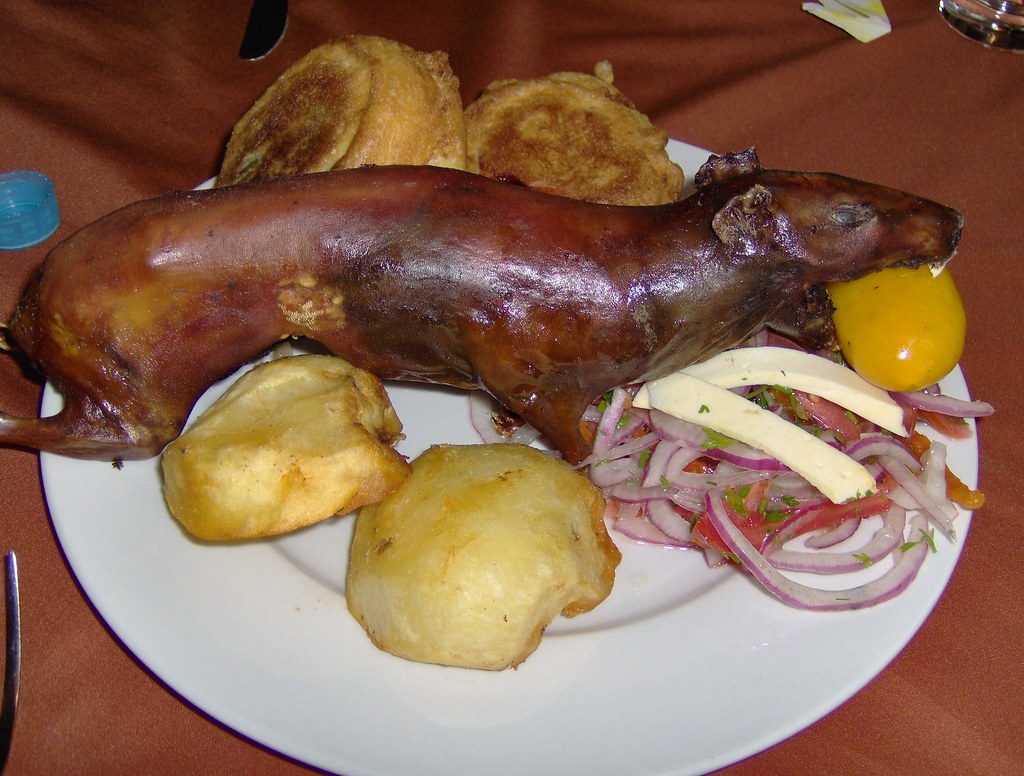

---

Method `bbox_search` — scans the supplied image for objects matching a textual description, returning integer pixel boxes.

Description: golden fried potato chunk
[218,35,466,185]
[161,355,409,541]
[346,444,620,670]
[464,61,684,205]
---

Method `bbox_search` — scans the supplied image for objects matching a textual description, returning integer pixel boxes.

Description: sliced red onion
[920,440,951,509]
[667,487,707,515]
[646,499,696,544]
[589,456,644,489]
[664,445,704,480]
[763,493,872,548]
[764,473,826,504]
[877,454,957,537]
[705,493,931,611]
[612,511,697,549]
[886,484,917,510]
[669,467,774,496]
[894,389,994,418]
[468,390,542,446]
[611,410,649,447]
[593,387,630,451]
[765,505,906,573]
[844,432,920,471]
[703,440,790,472]
[642,438,680,487]
[803,516,860,549]
[606,479,678,504]
[605,477,707,514]
[702,545,728,568]
[576,431,658,470]
[648,409,708,448]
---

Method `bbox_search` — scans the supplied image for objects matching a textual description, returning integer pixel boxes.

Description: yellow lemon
[827,265,966,393]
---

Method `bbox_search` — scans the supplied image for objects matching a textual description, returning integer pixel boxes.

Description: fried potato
[346,444,620,670]
[464,61,685,205]
[161,355,409,541]
[218,35,467,185]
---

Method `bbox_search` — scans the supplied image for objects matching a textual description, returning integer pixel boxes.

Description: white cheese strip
[633,372,877,504]
[675,346,907,437]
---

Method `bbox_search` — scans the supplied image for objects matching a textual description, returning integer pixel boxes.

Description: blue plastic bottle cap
[0,171,60,250]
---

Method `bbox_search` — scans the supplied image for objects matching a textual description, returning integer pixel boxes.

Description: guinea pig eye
[832,203,872,227]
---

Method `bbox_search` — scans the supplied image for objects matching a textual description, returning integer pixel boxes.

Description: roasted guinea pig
[346,443,618,670]
[465,61,685,205]
[0,149,962,464]
[218,35,467,185]
[161,355,409,541]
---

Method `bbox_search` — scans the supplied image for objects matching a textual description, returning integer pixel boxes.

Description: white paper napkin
[803,0,891,42]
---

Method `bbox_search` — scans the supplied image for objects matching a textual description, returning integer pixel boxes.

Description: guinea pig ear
[694,148,761,189]
[712,184,776,256]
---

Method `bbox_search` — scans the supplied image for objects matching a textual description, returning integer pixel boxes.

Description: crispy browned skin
[0,149,962,463]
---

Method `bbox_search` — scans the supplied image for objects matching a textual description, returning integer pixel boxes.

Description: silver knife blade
[0,552,20,772]
[239,0,289,60]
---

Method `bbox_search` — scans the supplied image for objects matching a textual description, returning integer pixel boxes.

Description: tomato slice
[782,490,892,540]
[692,481,774,557]
[692,481,894,561]
[792,389,865,443]
[918,409,974,440]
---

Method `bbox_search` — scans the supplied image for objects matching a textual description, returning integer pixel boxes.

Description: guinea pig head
[711,170,963,287]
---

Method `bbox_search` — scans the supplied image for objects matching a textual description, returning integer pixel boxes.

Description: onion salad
[468,332,993,612]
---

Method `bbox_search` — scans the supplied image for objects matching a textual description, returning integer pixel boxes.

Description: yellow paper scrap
[803,0,891,43]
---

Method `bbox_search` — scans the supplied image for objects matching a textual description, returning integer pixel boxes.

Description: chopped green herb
[702,428,734,450]
[853,552,873,567]
[724,487,748,515]
[900,528,938,554]
[921,528,937,552]
[772,383,809,421]
[747,386,771,409]
[698,404,711,414]
[781,494,800,507]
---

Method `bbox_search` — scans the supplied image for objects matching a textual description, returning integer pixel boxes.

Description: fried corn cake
[218,35,466,185]
[464,61,684,205]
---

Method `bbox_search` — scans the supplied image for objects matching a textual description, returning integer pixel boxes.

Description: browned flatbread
[218,35,466,185]
[346,443,619,670]
[464,61,684,205]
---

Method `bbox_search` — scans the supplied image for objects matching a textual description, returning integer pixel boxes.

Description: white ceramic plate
[42,141,978,776]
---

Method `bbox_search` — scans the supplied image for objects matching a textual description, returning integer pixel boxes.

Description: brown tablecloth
[1,2,1020,773]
